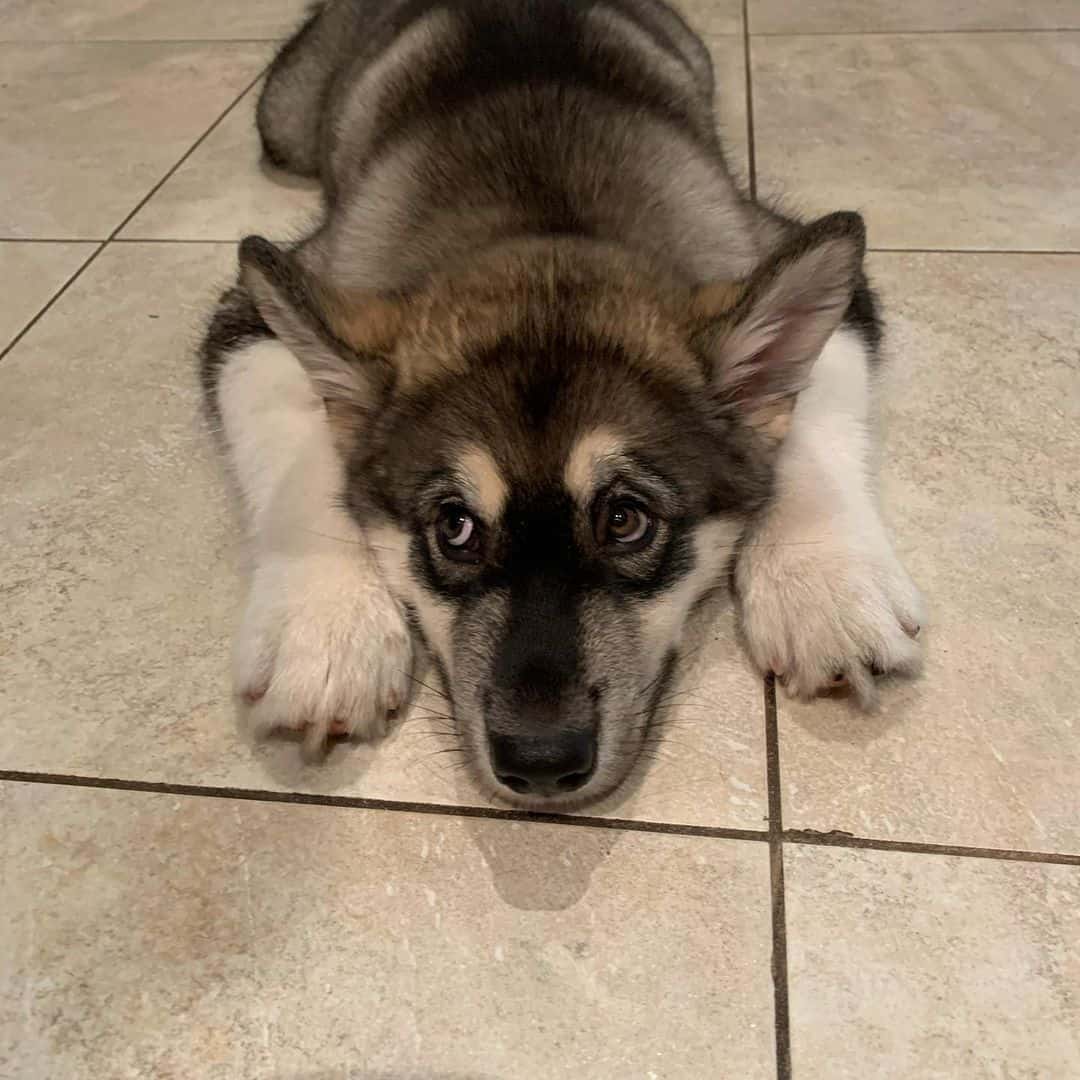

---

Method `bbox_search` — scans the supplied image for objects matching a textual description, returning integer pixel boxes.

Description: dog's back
[257,0,775,291]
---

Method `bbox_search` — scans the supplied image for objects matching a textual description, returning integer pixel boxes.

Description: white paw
[233,552,413,751]
[736,527,925,708]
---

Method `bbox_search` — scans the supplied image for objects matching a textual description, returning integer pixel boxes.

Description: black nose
[490,730,596,795]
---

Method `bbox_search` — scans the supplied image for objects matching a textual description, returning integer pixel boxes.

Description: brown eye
[436,504,481,562]
[599,500,654,549]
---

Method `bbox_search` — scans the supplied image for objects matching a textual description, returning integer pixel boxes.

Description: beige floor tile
[120,84,324,242]
[0,242,95,350]
[779,252,1080,852]
[750,0,1080,34]
[0,241,768,829]
[752,33,1080,250]
[0,0,309,41]
[0,43,269,239]
[786,844,1080,1078]
[677,0,744,38]
[0,781,775,1078]
[123,37,750,240]
[710,35,750,183]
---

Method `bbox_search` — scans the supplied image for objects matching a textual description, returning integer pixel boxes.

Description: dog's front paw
[736,530,925,708]
[233,553,413,750]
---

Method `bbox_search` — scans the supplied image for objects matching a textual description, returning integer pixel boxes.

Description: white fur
[365,522,458,679]
[736,328,925,707]
[640,517,742,676]
[217,339,412,748]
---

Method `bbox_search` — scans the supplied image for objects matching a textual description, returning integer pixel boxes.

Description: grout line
[0,237,232,245]
[0,238,100,245]
[105,64,268,241]
[0,37,283,45]
[1,768,1076,865]
[6,240,1079,256]
[784,830,1080,867]
[112,237,239,245]
[0,770,769,842]
[868,247,1080,256]
[4,29,1076,45]
[0,65,267,365]
[750,27,1080,38]
[741,0,757,203]
[764,676,792,1080]
[0,242,106,364]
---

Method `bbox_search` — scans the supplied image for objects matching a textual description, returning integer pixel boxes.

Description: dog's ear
[692,211,866,440]
[238,235,403,408]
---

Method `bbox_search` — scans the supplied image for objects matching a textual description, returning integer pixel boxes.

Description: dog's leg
[256,0,368,177]
[735,327,925,707]
[215,334,413,749]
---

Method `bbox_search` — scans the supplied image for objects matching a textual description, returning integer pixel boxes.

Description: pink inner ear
[724,309,805,405]
[724,288,849,409]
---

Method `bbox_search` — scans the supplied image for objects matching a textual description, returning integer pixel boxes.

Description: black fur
[354,0,718,161]
[846,272,884,358]
[198,286,271,418]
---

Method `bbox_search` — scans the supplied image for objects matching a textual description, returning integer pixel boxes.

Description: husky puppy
[201,0,924,808]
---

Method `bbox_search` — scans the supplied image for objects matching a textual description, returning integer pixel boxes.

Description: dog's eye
[598,500,654,550]
[435,504,481,562]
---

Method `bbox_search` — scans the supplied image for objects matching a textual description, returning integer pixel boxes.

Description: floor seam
[0,63,268,365]
[0,37,284,45]
[8,242,1080,256]
[741,0,757,203]
[1,767,1076,864]
[750,27,1080,38]
[869,247,1080,256]
[764,675,793,1080]
[0,242,106,365]
[0,770,769,841]
[105,63,269,242]
[784,830,1080,867]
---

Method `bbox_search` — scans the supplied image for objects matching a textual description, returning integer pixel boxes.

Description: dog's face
[241,216,864,807]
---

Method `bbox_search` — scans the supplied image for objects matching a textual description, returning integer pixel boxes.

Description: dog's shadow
[461,810,622,912]
[246,704,622,912]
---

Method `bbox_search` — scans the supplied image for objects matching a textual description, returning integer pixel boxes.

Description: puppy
[201,0,924,808]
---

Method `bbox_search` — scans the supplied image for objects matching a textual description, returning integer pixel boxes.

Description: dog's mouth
[417,654,681,811]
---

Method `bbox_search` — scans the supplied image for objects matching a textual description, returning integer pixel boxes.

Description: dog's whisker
[296,527,367,546]
[399,670,451,701]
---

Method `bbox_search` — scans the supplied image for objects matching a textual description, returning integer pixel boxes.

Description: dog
[200,0,924,809]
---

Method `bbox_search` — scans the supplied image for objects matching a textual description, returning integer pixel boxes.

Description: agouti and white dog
[201,0,924,809]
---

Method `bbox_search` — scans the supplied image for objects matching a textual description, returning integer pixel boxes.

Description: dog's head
[239,213,865,807]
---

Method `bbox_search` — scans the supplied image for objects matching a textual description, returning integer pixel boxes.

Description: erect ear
[238,235,403,407]
[691,211,866,440]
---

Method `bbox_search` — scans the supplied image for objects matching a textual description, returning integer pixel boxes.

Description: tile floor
[0,1,1077,1077]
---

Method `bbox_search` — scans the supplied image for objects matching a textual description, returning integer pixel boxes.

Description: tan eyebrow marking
[455,444,508,520]
[564,427,626,506]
